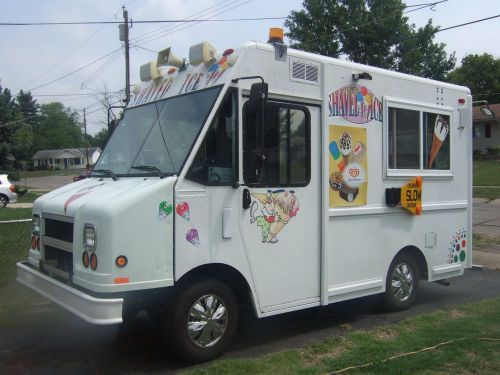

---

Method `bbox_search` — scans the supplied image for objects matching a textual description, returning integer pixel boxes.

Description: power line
[28,47,123,91]
[132,0,247,45]
[0,16,286,26]
[132,0,235,42]
[437,14,500,32]
[134,0,253,46]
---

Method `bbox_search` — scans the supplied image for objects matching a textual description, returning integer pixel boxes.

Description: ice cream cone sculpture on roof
[428,115,449,168]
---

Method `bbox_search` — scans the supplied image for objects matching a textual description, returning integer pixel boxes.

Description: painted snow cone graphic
[176,201,190,221]
[159,201,173,220]
[186,228,200,246]
[428,115,449,168]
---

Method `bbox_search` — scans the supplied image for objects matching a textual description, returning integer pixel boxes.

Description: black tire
[162,278,238,363]
[0,195,8,208]
[381,253,420,311]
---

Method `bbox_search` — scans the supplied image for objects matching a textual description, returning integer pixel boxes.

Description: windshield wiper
[131,165,168,179]
[92,169,119,181]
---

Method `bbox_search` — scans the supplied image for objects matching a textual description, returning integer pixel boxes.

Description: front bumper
[16,262,123,325]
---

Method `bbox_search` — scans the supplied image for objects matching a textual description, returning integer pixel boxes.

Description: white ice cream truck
[17,28,472,362]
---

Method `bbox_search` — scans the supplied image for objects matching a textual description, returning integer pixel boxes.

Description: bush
[0,171,21,181]
[486,146,500,155]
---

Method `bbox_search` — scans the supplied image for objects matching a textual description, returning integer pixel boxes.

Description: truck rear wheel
[163,278,238,363]
[381,253,419,311]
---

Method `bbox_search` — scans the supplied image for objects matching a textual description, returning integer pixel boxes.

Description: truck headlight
[32,214,40,235]
[83,224,97,252]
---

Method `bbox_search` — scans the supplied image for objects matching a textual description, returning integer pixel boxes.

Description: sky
[0,0,499,135]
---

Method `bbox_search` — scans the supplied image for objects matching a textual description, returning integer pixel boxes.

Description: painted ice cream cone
[265,191,299,243]
[267,212,289,243]
[428,115,449,168]
[338,131,352,167]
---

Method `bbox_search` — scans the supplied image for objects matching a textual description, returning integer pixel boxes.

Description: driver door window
[186,90,237,185]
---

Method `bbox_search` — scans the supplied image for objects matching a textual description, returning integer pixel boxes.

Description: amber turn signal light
[90,253,98,271]
[115,255,128,268]
[82,251,89,268]
[31,236,37,250]
[113,277,129,284]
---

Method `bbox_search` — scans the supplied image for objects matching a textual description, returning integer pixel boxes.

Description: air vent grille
[291,60,319,84]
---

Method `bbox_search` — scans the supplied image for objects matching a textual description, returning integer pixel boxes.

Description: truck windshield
[93,86,222,177]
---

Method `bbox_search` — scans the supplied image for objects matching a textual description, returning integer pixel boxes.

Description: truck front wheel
[163,278,238,363]
[381,254,420,311]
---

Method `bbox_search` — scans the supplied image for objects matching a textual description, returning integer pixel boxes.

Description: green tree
[33,102,85,152]
[285,0,456,80]
[93,127,111,150]
[447,53,500,104]
[0,84,23,168]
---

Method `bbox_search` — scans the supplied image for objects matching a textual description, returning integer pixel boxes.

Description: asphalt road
[1,268,499,374]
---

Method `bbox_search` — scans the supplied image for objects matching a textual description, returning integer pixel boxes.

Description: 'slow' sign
[400,177,422,215]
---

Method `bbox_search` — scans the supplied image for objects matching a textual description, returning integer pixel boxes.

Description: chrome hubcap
[391,263,414,302]
[0,196,7,207]
[187,294,228,348]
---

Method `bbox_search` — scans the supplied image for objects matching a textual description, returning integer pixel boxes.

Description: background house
[32,147,101,169]
[473,103,500,155]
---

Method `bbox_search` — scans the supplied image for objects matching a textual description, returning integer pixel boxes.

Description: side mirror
[247,82,268,113]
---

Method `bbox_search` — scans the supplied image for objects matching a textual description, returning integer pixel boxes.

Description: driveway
[23,175,74,191]
[0,269,499,373]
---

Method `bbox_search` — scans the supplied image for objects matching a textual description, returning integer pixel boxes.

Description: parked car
[73,170,91,182]
[0,174,17,208]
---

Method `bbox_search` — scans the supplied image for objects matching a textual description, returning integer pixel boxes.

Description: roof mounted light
[189,41,217,66]
[139,61,161,82]
[268,27,284,44]
[156,47,185,69]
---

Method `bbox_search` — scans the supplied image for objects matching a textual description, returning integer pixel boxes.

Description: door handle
[243,188,251,209]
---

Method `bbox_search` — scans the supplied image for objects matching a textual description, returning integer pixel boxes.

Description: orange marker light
[416,176,422,187]
[31,236,37,249]
[115,255,128,268]
[113,277,129,284]
[82,251,89,268]
[90,253,98,271]
[416,204,422,215]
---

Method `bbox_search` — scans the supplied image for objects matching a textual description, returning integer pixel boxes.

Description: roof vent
[291,60,319,84]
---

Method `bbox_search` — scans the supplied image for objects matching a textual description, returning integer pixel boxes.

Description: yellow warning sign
[400,177,422,215]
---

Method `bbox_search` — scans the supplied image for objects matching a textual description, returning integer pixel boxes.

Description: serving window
[385,97,452,177]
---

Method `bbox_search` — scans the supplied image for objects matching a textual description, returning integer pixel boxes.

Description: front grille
[44,245,73,274]
[45,218,73,243]
[42,214,74,280]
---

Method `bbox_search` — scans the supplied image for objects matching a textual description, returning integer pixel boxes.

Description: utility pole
[83,108,90,169]
[120,6,131,104]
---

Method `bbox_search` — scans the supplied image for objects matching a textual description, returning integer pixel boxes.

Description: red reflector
[113,277,129,284]
[458,98,466,104]
[31,236,37,249]
[82,251,89,268]
[90,253,98,271]
[223,48,234,56]
[36,237,41,250]
[10,184,15,193]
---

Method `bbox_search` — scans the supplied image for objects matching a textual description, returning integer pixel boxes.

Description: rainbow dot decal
[448,228,467,264]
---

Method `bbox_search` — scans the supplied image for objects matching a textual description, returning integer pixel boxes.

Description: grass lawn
[474,187,500,201]
[184,298,500,375]
[13,169,82,179]
[0,208,32,221]
[473,233,500,249]
[473,159,500,186]
[16,191,45,203]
